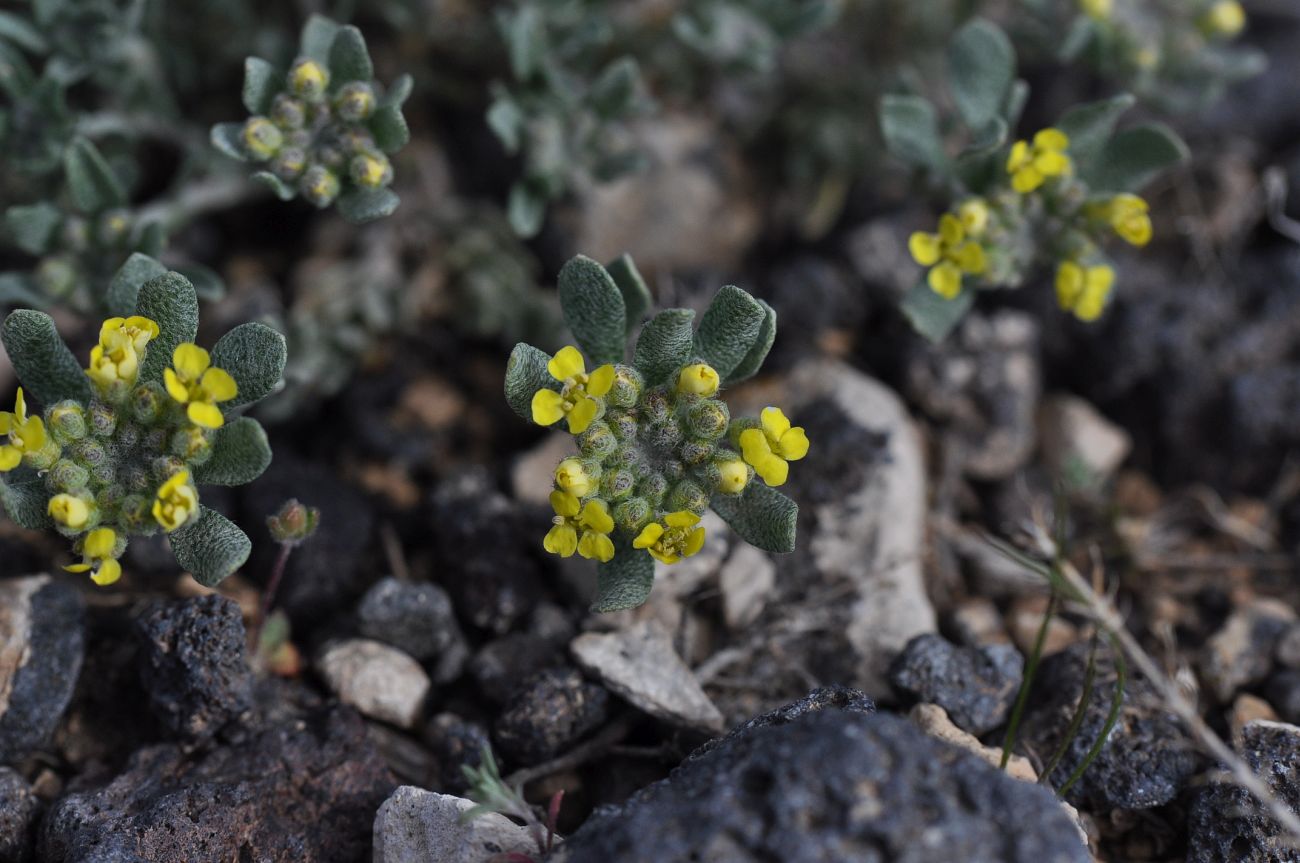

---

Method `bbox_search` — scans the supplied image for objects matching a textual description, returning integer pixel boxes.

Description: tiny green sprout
[506,254,802,612]
[462,744,562,859]
[0,265,287,588]
[210,15,412,224]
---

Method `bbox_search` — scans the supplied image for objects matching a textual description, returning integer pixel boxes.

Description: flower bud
[242,116,284,161]
[680,438,714,466]
[300,165,340,207]
[606,410,639,441]
[610,443,645,476]
[606,365,644,409]
[338,128,376,153]
[171,426,212,462]
[601,467,636,502]
[288,57,330,100]
[555,457,596,497]
[36,257,78,298]
[641,387,673,424]
[96,210,132,247]
[90,461,116,486]
[334,81,377,121]
[271,147,308,182]
[152,455,186,482]
[577,421,618,459]
[119,494,153,533]
[130,382,166,425]
[49,459,90,493]
[271,94,307,129]
[61,218,89,252]
[637,471,668,503]
[142,428,167,452]
[668,480,709,515]
[315,144,347,170]
[714,455,750,495]
[48,493,92,530]
[687,399,729,440]
[643,421,682,452]
[613,497,651,533]
[662,458,685,480]
[48,402,87,444]
[113,422,140,452]
[349,151,393,189]
[267,498,321,545]
[88,402,117,437]
[69,438,107,468]
[677,363,720,397]
[121,463,151,493]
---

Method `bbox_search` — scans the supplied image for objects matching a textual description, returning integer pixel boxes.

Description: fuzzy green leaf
[591,537,655,612]
[505,342,556,422]
[486,96,524,153]
[252,171,296,201]
[337,188,400,223]
[606,254,651,335]
[711,482,797,554]
[175,263,226,302]
[106,252,168,316]
[382,74,413,108]
[1057,93,1135,172]
[0,11,49,53]
[210,322,286,409]
[169,506,251,588]
[1086,123,1189,193]
[209,122,249,162]
[193,418,272,486]
[504,5,545,80]
[955,117,1010,192]
[508,182,546,237]
[694,285,765,379]
[242,57,278,114]
[300,15,340,62]
[5,202,62,255]
[558,255,627,366]
[369,105,409,154]
[328,25,373,85]
[900,280,974,343]
[724,299,776,385]
[1,310,91,406]
[948,18,1015,132]
[0,274,46,308]
[63,137,126,213]
[880,94,946,172]
[1003,79,1030,130]
[589,57,641,119]
[0,468,52,530]
[633,309,695,386]
[134,272,198,385]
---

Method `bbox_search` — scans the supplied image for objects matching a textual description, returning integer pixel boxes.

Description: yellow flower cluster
[739,408,809,487]
[0,389,46,472]
[908,208,989,300]
[64,527,122,586]
[86,316,159,392]
[1055,261,1116,322]
[1007,128,1072,194]
[164,343,239,429]
[532,346,615,435]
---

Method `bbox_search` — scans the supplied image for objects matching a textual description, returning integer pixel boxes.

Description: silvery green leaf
[559,255,627,366]
[710,482,797,554]
[210,322,287,408]
[591,537,654,612]
[382,74,413,108]
[900,280,974,343]
[0,274,46,308]
[633,309,695,386]
[63,136,126,213]
[1057,93,1135,172]
[694,285,766,379]
[193,418,272,486]
[175,263,226,302]
[1086,123,1189,193]
[606,254,651,335]
[724,299,776,385]
[589,57,641,119]
[0,11,48,53]
[5,202,62,255]
[106,252,168,316]
[947,18,1015,132]
[329,25,373,84]
[300,14,340,63]
[0,468,51,530]
[369,105,409,153]
[170,506,252,587]
[505,342,555,422]
[880,94,947,173]
[252,171,296,201]
[508,182,546,238]
[210,122,250,162]
[337,188,399,223]
[1,309,91,406]
[134,272,198,385]
[242,56,278,114]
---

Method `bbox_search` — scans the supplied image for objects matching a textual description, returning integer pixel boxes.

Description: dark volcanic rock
[1021,643,1201,811]
[470,632,565,704]
[0,576,85,765]
[424,712,493,795]
[0,767,38,862]
[1266,670,1300,725]
[552,697,1088,863]
[357,577,469,682]
[493,668,610,766]
[889,633,1023,735]
[41,706,395,863]
[135,595,252,742]
[1188,720,1300,863]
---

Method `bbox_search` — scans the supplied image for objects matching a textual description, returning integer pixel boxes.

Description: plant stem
[1000,589,1057,769]
[251,543,294,649]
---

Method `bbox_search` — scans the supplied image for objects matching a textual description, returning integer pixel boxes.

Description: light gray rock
[571,621,723,732]
[1038,395,1132,489]
[720,544,776,630]
[316,639,430,729]
[1200,598,1296,703]
[357,577,469,682]
[373,785,536,863]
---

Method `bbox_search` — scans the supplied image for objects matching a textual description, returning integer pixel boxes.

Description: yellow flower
[65,527,122,586]
[288,58,330,98]
[1079,0,1111,20]
[350,152,393,189]
[531,346,616,435]
[1006,128,1072,194]
[1056,261,1115,322]
[86,316,159,390]
[153,470,200,533]
[739,407,809,487]
[164,343,239,429]
[716,457,750,495]
[1202,1,1245,36]
[1100,194,1152,247]
[908,214,988,300]
[633,511,706,565]
[543,490,615,562]
[0,389,47,472]
[957,199,990,237]
[555,458,595,498]
[48,494,90,530]
[677,363,720,397]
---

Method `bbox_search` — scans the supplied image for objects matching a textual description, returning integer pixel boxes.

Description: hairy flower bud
[300,165,340,207]
[112,423,140,453]
[242,116,284,161]
[88,402,117,437]
[680,438,714,466]
[601,467,636,502]
[334,81,377,122]
[171,426,212,463]
[271,94,307,129]
[687,399,729,440]
[49,459,90,493]
[268,498,322,545]
[121,463,151,494]
[667,479,709,514]
[271,147,308,181]
[641,387,673,424]
[606,410,639,441]
[555,457,595,497]
[288,57,330,100]
[714,454,750,495]
[69,438,107,468]
[96,210,131,248]
[637,471,668,503]
[613,497,651,533]
[606,365,644,409]
[129,383,166,425]
[643,421,682,452]
[677,363,720,397]
[48,402,87,444]
[36,257,77,298]
[349,151,393,189]
[152,455,186,482]
[118,494,153,533]
[48,493,92,531]
[577,421,618,459]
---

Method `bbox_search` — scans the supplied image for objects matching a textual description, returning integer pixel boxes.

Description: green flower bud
[315,144,347,170]
[300,165,340,207]
[687,399,730,440]
[601,467,636,502]
[171,426,212,463]
[118,494,153,533]
[69,438,107,468]
[637,471,668,503]
[577,421,618,459]
[349,151,393,189]
[112,422,140,452]
[121,463,151,493]
[36,257,78,299]
[88,402,117,437]
[662,458,685,480]
[668,479,708,515]
[680,438,714,466]
[242,116,284,161]
[271,94,308,129]
[48,402,87,444]
[334,81,377,122]
[48,459,90,493]
[129,382,166,426]
[338,128,377,154]
[286,128,313,150]
[613,497,652,533]
[90,461,116,487]
[642,387,673,424]
[267,498,322,545]
[96,210,132,248]
[606,365,644,409]
[610,443,645,477]
[142,428,167,452]
[271,147,308,181]
[288,57,330,100]
[643,421,682,452]
[607,411,639,441]
[26,437,61,471]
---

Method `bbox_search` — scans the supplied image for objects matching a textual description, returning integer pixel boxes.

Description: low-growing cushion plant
[506,254,805,612]
[0,262,286,587]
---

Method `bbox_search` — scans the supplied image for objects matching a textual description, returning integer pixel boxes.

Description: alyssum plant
[0,263,286,587]
[506,254,806,612]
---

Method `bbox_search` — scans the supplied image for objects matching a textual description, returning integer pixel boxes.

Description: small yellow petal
[0,447,20,472]
[633,523,664,549]
[187,402,225,429]
[164,368,191,404]
[173,343,211,381]
[647,546,676,565]
[580,500,615,534]
[200,367,239,402]
[908,232,942,267]
[566,398,599,435]
[928,262,963,299]
[760,407,790,440]
[18,417,45,450]
[938,214,964,246]
[953,242,987,275]
[1056,261,1085,310]
[586,364,616,398]
[755,454,789,487]
[544,524,579,557]
[958,200,989,236]
[683,527,706,558]
[64,564,92,573]
[664,510,701,528]
[778,427,810,461]
[1034,128,1069,151]
[548,346,586,381]
[740,428,773,467]
[91,559,122,586]
[1033,150,1071,177]
[1011,167,1043,194]
[578,531,615,562]
[531,389,566,426]
[85,528,117,558]
[1006,140,1030,172]
[550,489,581,517]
